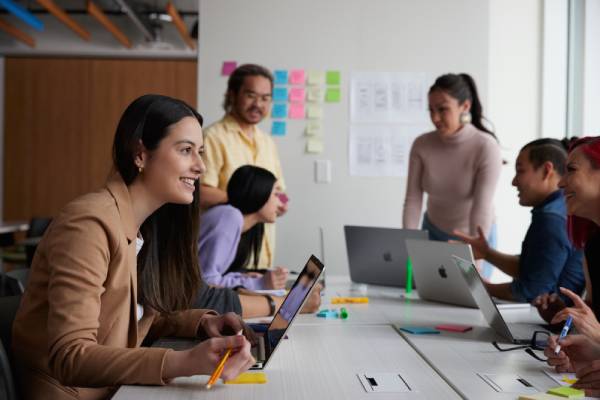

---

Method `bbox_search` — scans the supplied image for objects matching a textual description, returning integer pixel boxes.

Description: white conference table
[114,277,588,399]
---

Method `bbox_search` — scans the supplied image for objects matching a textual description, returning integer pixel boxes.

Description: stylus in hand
[554,315,573,355]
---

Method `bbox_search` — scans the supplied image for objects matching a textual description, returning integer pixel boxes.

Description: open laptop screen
[262,255,324,364]
[450,255,515,342]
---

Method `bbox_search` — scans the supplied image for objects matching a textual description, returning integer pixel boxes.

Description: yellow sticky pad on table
[518,393,564,400]
[331,297,369,304]
[224,372,267,385]
[547,386,585,398]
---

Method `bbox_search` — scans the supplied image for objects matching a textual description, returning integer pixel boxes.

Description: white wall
[583,0,600,134]
[541,0,568,139]
[487,0,542,282]
[198,0,491,275]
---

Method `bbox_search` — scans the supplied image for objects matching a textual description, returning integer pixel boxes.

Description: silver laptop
[406,239,478,308]
[154,255,324,369]
[249,254,324,369]
[344,226,428,287]
[451,255,547,344]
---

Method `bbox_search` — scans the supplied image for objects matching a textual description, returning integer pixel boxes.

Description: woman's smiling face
[139,116,206,205]
[559,146,600,220]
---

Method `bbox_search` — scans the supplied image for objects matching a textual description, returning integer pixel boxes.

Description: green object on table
[340,307,348,320]
[406,257,413,294]
[547,386,584,398]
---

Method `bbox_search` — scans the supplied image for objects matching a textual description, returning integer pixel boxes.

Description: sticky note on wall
[221,61,237,76]
[271,103,288,119]
[325,88,341,103]
[306,120,322,136]
[273,87,288,102]
[307,104,323,119]
[289,87,305,102]
[274,70,288,85]
[289,103,305,119]
[289,69,305,85]
[308,71,325,85]
[271,121,286,136]
[326,70,341,85]
[307,86,324,102]
[306,138,324,154]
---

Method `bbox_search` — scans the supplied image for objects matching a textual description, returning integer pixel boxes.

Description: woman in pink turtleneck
[403,73,502,277]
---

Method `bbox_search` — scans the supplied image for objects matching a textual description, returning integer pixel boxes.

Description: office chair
[0,295,22,400]
[0,217,52,268]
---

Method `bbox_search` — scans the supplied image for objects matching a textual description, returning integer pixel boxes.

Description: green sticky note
[326,70,340,85]
[547,386,585,398]
[325,88,341,103]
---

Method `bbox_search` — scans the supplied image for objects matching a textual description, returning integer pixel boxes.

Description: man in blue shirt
[454,138,584,302]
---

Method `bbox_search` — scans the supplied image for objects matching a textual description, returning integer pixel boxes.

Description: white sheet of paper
[350,72,430,123]
[543,369,577,386]
[348,124,427,177]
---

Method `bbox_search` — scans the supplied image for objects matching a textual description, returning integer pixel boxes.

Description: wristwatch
[263,294,276,316]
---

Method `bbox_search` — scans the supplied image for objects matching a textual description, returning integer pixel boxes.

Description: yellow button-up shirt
[202,115,286,268]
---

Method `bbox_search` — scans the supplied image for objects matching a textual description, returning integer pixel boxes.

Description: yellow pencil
[206,348,233,389]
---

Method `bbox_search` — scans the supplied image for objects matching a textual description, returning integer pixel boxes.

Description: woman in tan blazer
[11,94,255,400]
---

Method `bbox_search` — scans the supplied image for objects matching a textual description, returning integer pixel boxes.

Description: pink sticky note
[289,69,305,85]
[289,87,305,103]
[221,61,237,76]
[289,103,305,119]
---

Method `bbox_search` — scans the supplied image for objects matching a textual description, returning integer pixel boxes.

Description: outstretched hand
[452,226,489,260]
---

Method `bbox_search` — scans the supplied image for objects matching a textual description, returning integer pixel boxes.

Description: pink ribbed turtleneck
[402,123,502,236]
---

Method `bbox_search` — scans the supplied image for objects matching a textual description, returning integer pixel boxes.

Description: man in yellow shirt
[201,64,288,270]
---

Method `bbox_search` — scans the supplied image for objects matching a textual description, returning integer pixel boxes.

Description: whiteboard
[198,0,490,276]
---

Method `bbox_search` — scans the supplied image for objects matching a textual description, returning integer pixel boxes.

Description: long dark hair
[226,165,277,271]
[429,73,496,139]
[112,94,203,313]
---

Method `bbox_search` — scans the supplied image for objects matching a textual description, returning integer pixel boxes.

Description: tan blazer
[12,175,214,400]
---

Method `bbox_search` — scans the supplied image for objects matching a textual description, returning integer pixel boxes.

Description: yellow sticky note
[519,393,565,400]
[307,86,324,102]
[306,138,324,154]
[307,104,323,119]
[224,372,268,385]
[547,386,585,398]
[306,120,322,137]
[307,70,325,85]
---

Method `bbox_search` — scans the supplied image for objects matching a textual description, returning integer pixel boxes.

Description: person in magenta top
[403,73,502,277]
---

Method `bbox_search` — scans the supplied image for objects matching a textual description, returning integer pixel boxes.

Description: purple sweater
[198,205,266,290]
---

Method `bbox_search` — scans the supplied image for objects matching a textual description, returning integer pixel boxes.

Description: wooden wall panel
[3,58,197,220]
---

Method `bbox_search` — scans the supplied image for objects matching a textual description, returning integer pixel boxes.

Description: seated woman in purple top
[199,165,288,290]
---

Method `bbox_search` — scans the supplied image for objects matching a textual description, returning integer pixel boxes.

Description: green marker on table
[405,257,413,294]
[340,307,348,320]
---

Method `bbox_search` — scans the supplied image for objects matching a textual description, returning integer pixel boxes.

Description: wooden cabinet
[3,57,197,220]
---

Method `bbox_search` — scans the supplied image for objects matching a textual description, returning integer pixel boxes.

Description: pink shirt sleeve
[469,138,502,236]
[403,138,425,229]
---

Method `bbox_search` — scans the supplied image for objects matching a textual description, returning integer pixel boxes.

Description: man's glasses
[492,331,549,362]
